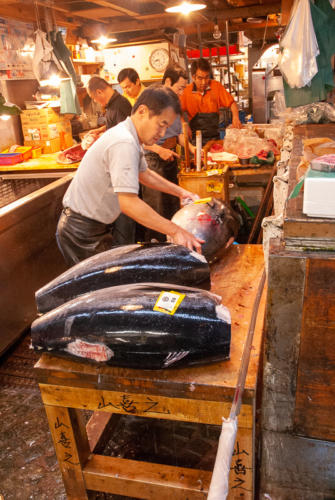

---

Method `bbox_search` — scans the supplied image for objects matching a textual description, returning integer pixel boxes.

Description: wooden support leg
[44,404,91,500]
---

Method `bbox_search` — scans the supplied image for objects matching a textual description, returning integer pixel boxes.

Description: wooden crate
[178,165,230,201]
[35,245,266,500]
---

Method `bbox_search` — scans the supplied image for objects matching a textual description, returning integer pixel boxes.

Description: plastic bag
[283,102,335,124]
[278,0,319,88]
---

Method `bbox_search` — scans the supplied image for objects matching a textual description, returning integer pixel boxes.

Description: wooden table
[0,152,79,179]
[34,244,266,500]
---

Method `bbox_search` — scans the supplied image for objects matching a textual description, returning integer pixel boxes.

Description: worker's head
[162,66,188,96]
[132,84,181,145]
[117,68,141,99]
[191,58,211,93]
[87,76,113,107]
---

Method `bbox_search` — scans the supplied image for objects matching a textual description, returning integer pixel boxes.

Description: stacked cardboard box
[21,108,73,153]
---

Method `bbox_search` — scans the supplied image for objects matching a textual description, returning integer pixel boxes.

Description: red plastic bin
[0,153,23,165]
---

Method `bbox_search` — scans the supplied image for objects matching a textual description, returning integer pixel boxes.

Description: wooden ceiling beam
[228,20,279,31]
[205,3,281,20]
[182,19,278,36]
[68,7,119,19]
[0,4,36,23]
[32,0,71,14]
[281,0,294,24]
[81,12,205,36]
[79,0,141,17]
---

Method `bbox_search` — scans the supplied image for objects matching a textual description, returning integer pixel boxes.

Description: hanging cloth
[32,29,64,82]
[49,30,77,85]
[283,0,335,107]
[60,78,81,115]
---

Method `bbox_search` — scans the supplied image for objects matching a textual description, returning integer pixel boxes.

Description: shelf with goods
[72,60,104,75]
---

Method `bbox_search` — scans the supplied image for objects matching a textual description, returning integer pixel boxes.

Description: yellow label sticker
[206,169,223,176]
[153,291,185,315]
[194,197,212,204]
[207,181,223,193]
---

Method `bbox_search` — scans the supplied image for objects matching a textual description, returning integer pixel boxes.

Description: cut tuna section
[172,198,240,263]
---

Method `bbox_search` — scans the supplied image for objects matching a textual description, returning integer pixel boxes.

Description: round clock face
[149,48,169,72]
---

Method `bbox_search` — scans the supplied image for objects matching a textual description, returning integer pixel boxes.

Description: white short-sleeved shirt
[63,117,147,224]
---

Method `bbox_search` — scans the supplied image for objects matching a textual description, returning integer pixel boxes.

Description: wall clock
[149,47,169,72]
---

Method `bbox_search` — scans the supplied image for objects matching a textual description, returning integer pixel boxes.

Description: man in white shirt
[56,85,202,266]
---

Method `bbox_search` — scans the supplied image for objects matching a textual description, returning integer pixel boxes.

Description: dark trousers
[112,213,136,246]
[56,208,114,267]
[142,153,180,242]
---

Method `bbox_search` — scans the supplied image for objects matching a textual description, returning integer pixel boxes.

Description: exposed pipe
[225,20,231,94]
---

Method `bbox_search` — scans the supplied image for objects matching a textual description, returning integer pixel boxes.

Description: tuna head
[171,197,240,263]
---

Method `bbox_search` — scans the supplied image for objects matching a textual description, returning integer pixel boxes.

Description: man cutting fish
[56,85,203,266]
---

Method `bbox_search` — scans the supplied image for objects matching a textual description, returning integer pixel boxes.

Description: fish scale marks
[31,284,231,370]
[35,243,210,314]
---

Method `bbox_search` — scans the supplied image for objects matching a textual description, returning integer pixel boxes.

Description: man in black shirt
[87,76,132,132]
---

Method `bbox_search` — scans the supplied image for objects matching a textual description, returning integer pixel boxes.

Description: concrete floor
[0,334,220,500]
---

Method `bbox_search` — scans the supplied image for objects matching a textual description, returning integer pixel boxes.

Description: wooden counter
[260,124,335,499]
[35,244,266,500]
[0,152,79,179]
[284,123,335,249]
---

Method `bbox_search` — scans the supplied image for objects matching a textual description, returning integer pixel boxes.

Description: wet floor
[0,333,220,500]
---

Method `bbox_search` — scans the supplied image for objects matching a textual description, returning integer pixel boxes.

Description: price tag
[206,169,223,176]
[153,291,185,315]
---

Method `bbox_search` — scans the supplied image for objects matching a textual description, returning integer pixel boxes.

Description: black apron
[189,112,220,146]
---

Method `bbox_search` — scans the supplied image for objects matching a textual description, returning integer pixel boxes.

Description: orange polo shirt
[180,80,234,120]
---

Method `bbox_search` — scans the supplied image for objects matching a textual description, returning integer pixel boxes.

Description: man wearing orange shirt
[180,58,242,145]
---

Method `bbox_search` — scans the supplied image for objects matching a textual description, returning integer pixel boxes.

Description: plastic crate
[2,146,32,161]
[0,153,23,165]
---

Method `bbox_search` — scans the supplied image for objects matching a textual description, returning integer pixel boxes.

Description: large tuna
[35,243,210,314]
[31,283,231,369]
[171,198,240,263]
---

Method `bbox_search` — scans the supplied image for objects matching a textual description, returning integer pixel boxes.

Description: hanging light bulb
[165,1,206,15]
[213,18,221,40]
[91,35,117,47]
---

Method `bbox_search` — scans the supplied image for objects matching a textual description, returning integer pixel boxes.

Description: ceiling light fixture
[213,17,221,39]
[165,1,206,15]
[91,35,117,47]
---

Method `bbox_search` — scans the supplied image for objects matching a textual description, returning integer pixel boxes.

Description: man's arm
[230,101,242,129]
[118,193,203,252]
[144,143,178,162]
[139,168,198,205]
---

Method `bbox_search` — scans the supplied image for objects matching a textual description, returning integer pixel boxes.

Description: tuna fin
[163,350,190,367]
[215,304,231,324]
[190,251,208,263]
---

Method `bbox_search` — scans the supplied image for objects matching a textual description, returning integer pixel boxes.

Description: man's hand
[230,101,243,129]
[157,146,179,162]
[168,224,204,254]
[179,188,200,206]
[118,193,203,254]
[231,115,243,129]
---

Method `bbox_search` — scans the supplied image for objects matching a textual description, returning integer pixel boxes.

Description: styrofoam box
[303,168,335,218]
